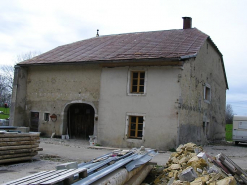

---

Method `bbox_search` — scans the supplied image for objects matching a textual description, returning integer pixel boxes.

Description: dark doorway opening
[67,104,95,139]
[30,112,39,132]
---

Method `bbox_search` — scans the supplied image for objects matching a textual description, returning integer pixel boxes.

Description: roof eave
[17,57,183,67]
[180,54,197,60]
[207,37,229,90]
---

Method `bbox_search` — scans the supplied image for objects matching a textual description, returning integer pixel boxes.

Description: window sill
[204,99,211,104]
[126,138,144,143]
[127,93,146,96]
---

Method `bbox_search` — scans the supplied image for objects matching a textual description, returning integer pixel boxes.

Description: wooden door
[30,112,39,132]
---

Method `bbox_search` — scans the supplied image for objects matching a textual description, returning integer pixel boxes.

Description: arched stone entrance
[66,103,95,139]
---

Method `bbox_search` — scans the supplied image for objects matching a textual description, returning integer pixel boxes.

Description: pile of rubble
[152,143,246,185]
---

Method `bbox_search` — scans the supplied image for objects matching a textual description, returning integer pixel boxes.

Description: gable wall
[178,40,227,145]
[98,66,181,150]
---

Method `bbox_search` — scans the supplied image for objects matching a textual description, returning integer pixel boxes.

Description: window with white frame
[44,113,50,121]
[127,70,147,95]
[126,113,145,140]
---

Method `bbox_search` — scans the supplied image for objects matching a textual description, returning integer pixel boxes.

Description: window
[131,71,145,93]
[44,113,50,121]
[128,116,144,139]
[204,84,211,102]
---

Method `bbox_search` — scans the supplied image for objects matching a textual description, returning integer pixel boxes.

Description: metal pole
[73,153,138,185]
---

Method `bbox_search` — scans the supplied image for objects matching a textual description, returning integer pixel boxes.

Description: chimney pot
[182,17,192,29]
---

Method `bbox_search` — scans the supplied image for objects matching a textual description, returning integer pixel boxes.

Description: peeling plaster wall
[16,64,101,137]
[178,40,227,145]
[98,66,180,150]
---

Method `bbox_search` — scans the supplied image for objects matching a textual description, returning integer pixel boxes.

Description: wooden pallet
[3,168,87,185]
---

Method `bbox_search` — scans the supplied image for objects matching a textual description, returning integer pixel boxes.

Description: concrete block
[197,152,206,159]
[179,167,197,182]
[56,162,78,170]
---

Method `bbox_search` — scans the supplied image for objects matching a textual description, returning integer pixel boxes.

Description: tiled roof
[19,28,209,65]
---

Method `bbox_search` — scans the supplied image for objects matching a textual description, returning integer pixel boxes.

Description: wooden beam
[0,133,40,138]
[100,61,183,67]
[0,141,39,147]
[0,152,38,160]
[0,156,34,164]
[0,148,42,155]
[0,144,39,151]
[0,137,40,142]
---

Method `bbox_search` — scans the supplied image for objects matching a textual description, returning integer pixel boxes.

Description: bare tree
[0,74,12,106]
[16,51,40,63]
[0,65,14,90]
[0,51,40,107]
[225,104,234,124]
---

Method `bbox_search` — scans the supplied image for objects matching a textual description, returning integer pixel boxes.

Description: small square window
[44,113,50,121]
[128,116,144,139]
[204,84,211,102]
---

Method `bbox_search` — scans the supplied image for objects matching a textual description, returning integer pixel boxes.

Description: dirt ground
[1,138,247,184]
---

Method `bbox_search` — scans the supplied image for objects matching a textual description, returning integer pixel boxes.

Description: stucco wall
[98,66,181,150]
[178,40,227,145]
[10,66,28,127]
[18,64,101,137]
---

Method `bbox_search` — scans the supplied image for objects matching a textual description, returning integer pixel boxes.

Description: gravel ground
[1,138,247,184]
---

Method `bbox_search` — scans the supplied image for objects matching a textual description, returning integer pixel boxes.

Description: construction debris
[152,142,245,185]
[0,132,43,164]
[3,147,157,185]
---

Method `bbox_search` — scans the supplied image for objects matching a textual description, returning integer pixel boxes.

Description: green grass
[225,124,233,141]
[0,107,10,119]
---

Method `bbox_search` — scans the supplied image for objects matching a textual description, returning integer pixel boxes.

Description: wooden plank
[0,152,37,160]
[219,153,247,184]
[0,148,42,155]
[0,156,34,164]
[0,137,40,142]
[2,171,49,185]
[40,168,87,185]
[0,141,39,147]
[0,133,40,138]
[0,144,39,151]
[100,60,184,67]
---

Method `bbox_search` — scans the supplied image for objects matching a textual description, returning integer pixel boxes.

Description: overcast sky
[1,0,247,115]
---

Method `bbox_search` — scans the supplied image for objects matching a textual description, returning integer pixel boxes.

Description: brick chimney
[182,17,192,29]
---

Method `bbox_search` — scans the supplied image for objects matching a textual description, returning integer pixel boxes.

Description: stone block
[170,164,181,170]
[179,167,197,182]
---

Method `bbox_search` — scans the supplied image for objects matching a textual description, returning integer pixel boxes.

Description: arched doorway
[67,103,95,139]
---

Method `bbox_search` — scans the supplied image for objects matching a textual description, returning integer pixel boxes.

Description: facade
[10,18,228,150]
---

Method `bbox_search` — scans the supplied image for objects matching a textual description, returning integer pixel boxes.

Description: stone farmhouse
[10,17,228,150]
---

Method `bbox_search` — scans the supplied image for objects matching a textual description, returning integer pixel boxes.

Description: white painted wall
[98,66,181,150]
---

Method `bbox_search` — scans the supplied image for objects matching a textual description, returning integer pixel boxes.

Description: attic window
[204,84,211,103]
